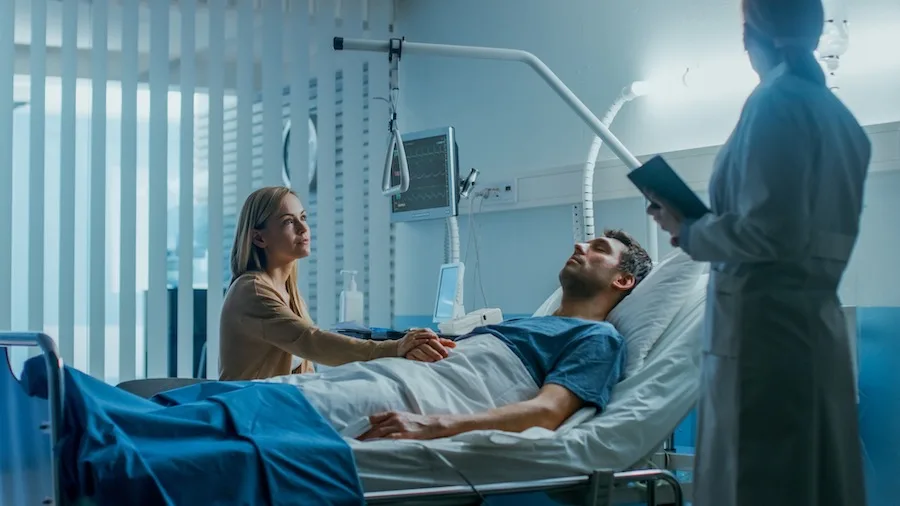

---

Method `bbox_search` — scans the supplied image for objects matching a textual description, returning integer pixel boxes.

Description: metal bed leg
[584,470,613,506]
[0,332,66,506]
[613,469,683,506]
[646,477,656,506]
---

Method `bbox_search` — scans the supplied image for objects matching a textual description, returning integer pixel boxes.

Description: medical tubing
[582,93,628,242]
[333,38,642,170]
[446,215,460,264]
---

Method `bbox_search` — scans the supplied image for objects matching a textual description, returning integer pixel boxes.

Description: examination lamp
[333,36,642,188]
[333,37,650,258]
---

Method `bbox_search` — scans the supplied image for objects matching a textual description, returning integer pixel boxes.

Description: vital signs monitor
[390,127,460,223]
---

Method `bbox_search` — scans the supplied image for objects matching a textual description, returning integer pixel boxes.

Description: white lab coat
[681,64,871,506]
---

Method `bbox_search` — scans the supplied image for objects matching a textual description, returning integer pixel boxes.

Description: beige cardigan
[218,272,399,380]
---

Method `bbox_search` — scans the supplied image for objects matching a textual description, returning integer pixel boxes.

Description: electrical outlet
[481,180,517,205]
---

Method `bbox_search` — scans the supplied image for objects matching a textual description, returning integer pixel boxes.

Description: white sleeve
[291,355,303,371]
[681,92,815,263]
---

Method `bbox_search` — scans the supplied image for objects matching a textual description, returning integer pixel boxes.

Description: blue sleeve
[544,332,626,411]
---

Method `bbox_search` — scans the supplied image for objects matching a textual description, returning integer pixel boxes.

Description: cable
[463,196,477,310]
[408,442,487,503]
[462,190,490,309]
[471,197,488,308]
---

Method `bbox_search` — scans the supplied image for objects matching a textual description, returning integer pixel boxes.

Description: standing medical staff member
[649,0,871,504]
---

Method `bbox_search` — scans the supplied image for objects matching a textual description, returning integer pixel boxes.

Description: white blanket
[262,334,539,438]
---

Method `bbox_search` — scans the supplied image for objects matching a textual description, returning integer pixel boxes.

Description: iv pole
[333,37,658,260]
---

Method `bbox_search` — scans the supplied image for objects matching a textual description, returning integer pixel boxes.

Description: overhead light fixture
[627,80,652,98]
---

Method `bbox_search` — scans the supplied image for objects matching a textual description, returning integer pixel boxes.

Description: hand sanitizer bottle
[339,270,364,324]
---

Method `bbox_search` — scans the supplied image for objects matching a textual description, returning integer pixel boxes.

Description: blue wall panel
[857,307,900,506]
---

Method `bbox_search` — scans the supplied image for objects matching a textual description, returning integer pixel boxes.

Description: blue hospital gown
[464,316,627,410]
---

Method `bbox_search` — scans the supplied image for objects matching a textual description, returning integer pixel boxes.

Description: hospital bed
[1,258,706,506]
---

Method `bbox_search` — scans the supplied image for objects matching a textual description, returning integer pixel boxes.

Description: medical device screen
[390,127,459,223]
[434,264,460,323]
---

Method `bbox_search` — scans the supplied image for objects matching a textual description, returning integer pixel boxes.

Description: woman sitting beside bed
[219,186,456,380]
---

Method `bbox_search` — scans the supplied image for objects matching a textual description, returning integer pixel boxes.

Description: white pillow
[533,249,704,377]
[608,249,704,376]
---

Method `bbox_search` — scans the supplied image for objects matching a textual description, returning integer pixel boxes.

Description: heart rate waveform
[391,132,456,216]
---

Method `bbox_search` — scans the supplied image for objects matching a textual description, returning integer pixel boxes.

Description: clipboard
[627,155,710,220]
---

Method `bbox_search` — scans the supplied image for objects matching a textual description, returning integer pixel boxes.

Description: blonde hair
[230,186,307,318]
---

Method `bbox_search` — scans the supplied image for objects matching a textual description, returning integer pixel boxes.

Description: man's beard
[559,267,605,299]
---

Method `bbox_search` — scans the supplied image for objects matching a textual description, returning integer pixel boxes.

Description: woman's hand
[397,328,457,362]
[646,194,685,247]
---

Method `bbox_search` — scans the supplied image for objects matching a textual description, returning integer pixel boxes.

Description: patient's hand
[397,328,456,362]
[358,411,448,441]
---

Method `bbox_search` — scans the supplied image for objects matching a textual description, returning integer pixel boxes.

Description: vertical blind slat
[59,0,78,365]
[366,9,392,328]
[119,0,139,382]
[235,0,254,204]
[289,4,310,300]
[29,0,47,354]
[0,0,13,331]
[263,0,284,188]
[178,0,197,379]
[89,0,108,378]
[315,16,337,328]
[342,8,364,306]
[206,0,226,380]
[147,0,170,378]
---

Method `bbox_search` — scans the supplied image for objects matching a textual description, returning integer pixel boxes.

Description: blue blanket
[20,357,364,506]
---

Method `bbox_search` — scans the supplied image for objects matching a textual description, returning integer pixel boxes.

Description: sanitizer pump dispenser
[339,270,364,324]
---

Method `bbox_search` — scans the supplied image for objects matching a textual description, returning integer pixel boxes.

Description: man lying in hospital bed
[264,228,653,442]
[4,229,706,505]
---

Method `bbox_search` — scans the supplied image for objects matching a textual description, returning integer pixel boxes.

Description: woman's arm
[680,90,815,263]
[248,278,452,366]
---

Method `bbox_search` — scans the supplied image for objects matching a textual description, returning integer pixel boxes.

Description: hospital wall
[391,2,900,503]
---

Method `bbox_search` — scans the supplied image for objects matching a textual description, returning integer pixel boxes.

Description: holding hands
[397,328,457,362]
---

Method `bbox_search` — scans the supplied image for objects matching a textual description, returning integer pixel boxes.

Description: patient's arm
[358,384,583,441]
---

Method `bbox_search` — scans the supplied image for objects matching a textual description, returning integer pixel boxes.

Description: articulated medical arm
[333,37,659,260]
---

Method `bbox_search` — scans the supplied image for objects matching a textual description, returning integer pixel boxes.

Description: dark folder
[627,155,710,220]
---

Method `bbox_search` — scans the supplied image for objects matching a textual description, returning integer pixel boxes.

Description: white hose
[580,86,659,261]
[447,215,460,264]
[581,93,628,243]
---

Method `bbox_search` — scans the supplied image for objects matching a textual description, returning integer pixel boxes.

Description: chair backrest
[117,378,210,399]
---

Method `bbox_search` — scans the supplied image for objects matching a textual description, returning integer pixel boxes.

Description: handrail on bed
[364,468,683,506]
[1,332,66,506]
[1,333,686,506]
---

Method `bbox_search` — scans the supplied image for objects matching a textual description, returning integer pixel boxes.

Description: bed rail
[364,468,683,505]
[1,333,687,506]
[0,332,65,506]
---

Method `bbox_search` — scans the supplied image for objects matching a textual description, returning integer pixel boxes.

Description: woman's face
[253,193,311,266]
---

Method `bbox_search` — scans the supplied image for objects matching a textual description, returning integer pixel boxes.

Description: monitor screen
[390,127,459,223]
[433,264,460,323]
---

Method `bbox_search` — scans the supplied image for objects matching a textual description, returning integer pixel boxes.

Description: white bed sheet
[263,334,538,438]
[350,274,708,492]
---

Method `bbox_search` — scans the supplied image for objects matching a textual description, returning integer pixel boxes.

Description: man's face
[558,237,635,298]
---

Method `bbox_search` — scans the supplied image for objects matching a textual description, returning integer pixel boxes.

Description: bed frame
[1,332,692,506]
